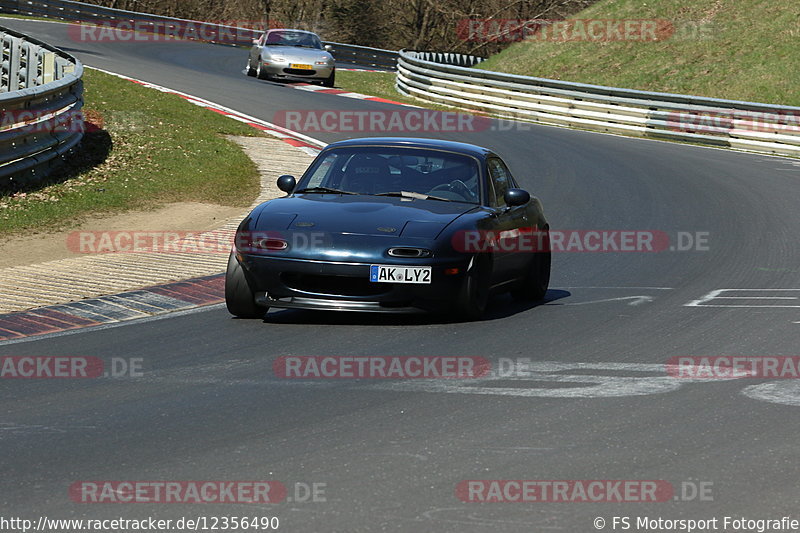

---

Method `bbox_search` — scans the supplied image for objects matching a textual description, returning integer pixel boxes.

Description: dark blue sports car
[225,137,550,320]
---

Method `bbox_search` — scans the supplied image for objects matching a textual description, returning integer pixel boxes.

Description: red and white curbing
[292,82,417,107]
[88,66,325,156]
[88,67,418,154]
[0,274,226,343]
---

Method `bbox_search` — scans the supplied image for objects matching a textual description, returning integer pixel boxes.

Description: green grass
[336,70,418,105]
[476,0,799,106]
[335,70,452,110]
[336,69,487,114]
[0,68,261,234]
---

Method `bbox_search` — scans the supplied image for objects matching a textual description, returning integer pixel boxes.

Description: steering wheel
[429,180,474,200]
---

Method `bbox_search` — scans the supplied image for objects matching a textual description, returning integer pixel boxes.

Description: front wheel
[321,70,335,87]
[246,58,256,77]
[455,255,491,321]
[511,232,551,301]
[225,253,267,318]
[256,61,270,80]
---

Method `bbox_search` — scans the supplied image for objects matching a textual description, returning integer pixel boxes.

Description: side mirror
[504,188,530,207]
[252,38,260,45]
[324,44,333,52]
[277,175,296,194]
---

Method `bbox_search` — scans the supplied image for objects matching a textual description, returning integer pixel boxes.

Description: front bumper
[259,61,334,80]
[240,253,469,314]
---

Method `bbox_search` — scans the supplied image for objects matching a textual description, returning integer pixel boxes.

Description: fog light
[444,268,460,275]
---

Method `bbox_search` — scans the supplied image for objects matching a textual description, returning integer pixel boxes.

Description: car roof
[323,137,495,159]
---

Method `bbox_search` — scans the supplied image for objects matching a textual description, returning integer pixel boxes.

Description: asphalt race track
[2,18,800,532]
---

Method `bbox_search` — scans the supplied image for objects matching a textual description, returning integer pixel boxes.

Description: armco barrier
[0,0,399,69]
[397,50,800,157]
[323,42,397,70]
[5,1,796,156]
[0,23,83,188]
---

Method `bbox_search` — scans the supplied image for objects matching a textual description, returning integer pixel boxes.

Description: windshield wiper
[374,191,452,202]
[295,186,358,195]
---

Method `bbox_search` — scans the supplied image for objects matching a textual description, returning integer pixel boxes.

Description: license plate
[290,63,313,70]
[370,265,431,284]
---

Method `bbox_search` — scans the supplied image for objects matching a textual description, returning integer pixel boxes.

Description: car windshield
[297,147,482,204]
[264,30,322,49]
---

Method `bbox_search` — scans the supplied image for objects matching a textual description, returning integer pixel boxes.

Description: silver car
[246,29,336,86]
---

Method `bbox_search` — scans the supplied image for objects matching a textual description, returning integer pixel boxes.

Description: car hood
[261,46,332,63]
[253,195,478,239]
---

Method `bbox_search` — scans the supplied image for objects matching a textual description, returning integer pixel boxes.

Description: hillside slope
[477,0,799,106]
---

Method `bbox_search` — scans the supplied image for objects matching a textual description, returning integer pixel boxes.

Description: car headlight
[268,56,286,62]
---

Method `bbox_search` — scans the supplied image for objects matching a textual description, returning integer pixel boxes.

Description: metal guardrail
[9,1,790,157]
[323,42,397,70]
[397,50,800,157]
[0,23,83,188]
[0,0,399,69]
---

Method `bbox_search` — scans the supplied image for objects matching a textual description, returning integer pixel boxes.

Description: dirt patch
[0,202,243,268]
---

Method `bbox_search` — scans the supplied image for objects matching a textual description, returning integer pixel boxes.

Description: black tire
[225,253,267,318]
[256,61,269,80]
[511,231,551,301]
[455,255,491,321]
[321,70,335,87]
[246,58,256,77]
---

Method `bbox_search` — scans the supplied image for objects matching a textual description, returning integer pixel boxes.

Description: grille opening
[387,247,431,258]
[283,68,317,75]
[281,273,387,297]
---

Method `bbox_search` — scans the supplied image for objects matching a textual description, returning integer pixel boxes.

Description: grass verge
[0,68,261,235]
[335,70,451,110]
[477,0,799,106]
